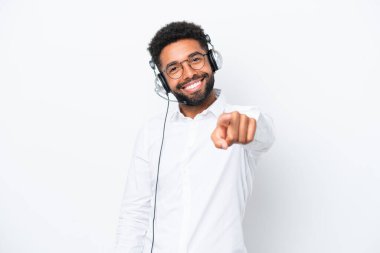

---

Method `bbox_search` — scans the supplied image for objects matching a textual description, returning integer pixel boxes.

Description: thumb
[211,128,228,149]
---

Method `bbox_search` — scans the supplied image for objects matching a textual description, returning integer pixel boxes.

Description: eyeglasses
[163,52,208,79]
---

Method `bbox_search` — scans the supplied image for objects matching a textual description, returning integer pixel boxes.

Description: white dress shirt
[115,90,275,253]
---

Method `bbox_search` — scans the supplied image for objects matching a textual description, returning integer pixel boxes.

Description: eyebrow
[164,51,204,70]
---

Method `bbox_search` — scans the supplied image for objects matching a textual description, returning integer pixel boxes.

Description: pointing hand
[211,112,256,149]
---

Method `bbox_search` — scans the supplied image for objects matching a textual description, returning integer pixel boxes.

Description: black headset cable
[150,94,170,253]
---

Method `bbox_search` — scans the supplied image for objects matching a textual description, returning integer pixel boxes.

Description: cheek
[166,78,178,89]
[164,77,180,91]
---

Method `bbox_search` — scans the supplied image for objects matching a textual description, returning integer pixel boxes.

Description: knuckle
[230,132,237,141]
[231,111,239,119]
[241,114,248,121]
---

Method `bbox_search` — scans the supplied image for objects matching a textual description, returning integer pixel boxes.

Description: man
[115,21,275,253]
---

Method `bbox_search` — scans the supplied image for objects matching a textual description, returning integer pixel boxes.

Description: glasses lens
[165,53,206,79]
[167,63,182,79]
[189,53,205,70]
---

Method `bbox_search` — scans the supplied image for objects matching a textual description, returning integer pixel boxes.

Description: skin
[159,39,217,118]
[159,39,257,149]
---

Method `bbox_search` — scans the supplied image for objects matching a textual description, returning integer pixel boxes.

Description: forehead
[160,39,205,66]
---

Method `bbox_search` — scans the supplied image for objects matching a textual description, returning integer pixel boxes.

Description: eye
[191,55,202,63]
[167,65,179,74]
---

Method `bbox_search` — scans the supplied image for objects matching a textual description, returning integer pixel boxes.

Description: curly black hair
[148,21,209,69]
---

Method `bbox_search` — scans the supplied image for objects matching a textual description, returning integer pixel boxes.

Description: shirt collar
[169,89,225,121]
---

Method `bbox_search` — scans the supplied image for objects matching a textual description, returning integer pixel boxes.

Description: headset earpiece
[157,73,171,94]
[205,34,223,72]
[207,49,223,72]
[150,59,171,94]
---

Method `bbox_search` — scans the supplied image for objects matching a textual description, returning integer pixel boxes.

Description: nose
[181,61,197,80]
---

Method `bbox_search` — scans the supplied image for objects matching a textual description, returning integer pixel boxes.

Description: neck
[179,90,217,119]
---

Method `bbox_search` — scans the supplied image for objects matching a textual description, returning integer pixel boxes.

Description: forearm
[115,153,153,252]
[115,195,152,252]
[246,112,275,153]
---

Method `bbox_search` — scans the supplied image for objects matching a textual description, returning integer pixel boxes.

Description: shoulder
[131,111,168,158]
[136,109,170,143]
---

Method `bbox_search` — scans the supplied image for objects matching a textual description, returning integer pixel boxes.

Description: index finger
[226,111,240,145]
[217,113,232,128]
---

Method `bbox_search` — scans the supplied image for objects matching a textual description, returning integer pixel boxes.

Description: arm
[243,111,275,154]
[115,127,153,253]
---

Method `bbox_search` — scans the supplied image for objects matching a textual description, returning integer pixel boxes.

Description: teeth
[184,81,201,90]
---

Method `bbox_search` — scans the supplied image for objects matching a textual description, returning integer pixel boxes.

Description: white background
[1,0,379,252]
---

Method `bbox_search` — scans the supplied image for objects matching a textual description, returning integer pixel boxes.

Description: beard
[171,73,215,106]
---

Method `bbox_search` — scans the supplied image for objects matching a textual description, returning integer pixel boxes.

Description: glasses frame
[162,52,208,80]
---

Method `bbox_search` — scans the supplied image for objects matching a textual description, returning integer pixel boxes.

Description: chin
[173,74,215,106]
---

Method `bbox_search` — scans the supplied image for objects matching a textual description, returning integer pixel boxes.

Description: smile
[181,78,204,93]
[184,81,201,90]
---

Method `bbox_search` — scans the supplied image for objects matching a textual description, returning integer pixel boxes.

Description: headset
[149,34,223,102]
[148,34,222,253]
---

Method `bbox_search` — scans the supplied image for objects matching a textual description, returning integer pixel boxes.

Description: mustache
[176,73,209,89]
